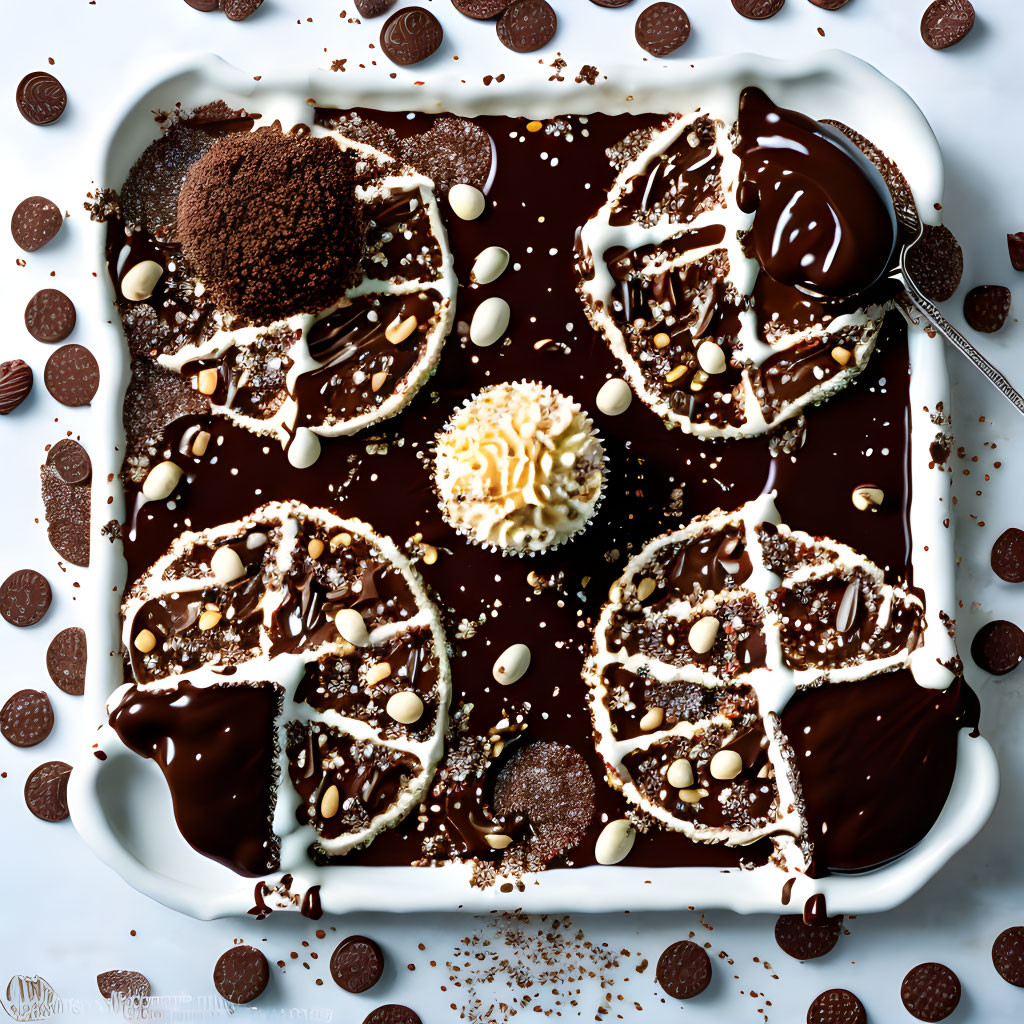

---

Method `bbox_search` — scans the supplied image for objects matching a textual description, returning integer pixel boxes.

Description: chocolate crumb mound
[177,127,365,323]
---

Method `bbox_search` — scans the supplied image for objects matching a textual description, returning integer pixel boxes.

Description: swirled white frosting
[433,381,605,554]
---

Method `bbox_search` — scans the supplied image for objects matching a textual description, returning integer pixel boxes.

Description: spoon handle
[893,270,1024,417]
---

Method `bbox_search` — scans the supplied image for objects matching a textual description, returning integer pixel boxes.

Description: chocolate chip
[25,289,76,343]
[11,196,63,252]
[808,0,851,8]
[774,914,843,961]
[213,945,269,1004]
[362,1007,421,1024]
[357,0,397,15]
[1007,233,1024,272]
[44,344,100,407]
[497,0,557,52]
[901,962,961,1021]
[906,224,963,301]
[452,0,509,18]
[807,989,866,1024]
[635,3,690,56]
[991,528,1024,583]
[921,0,975,50]
[992,926,1024,987]
[0,570,52,627]
[47,627,87,695]
[380,7,443,65]
[24,760,71,821]
[971,620,1024,675]
[221,0,265,20]
[1,690,54,747]
[963,285,1011,333]
[331,935,385,993]
[48,439,92,485]
[0,360,34,415]
[655,940,712,999]
[400,117,494,193]
[97,971,151,1000]
[16,72,67,125]
[731,0,785,18]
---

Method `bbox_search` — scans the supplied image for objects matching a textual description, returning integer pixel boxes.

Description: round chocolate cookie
[1,689,54,747]
[452,0,508,16]
[356,0,396,15]
[921,0,975,50]
[900,962,961,1021]
[24,760,72,821]
[48,439,92,485]
[363,1007,421,1024]
[331,935,385,993]
[16,72,67,125]
[774,914,843,961]
[25,289,76,344]
[492,740,596,861]
[213,945,269,1004]
[0,569,52,627]
[183,0,220,10]
[971,620,1024,675]
[991,528,1024,583]
[808,0,851,8]
[963,285,1011,333]
[992,926,1024,987]
[731,0,785,18]
[11,196,63,252]
[0,360,33,416]
[591,0,637,6]
[806,989,866,1024]
[44,344,100,406]
[177,127,365,322]
[380,7,444,65]
[221,0,265,19]
[656,940,712,999]
[1008,232,1024,272]
[635,3,691,57]
[97,970,151,1000]
[906,224,964,301]
[497,0,557,52]
[47,626,87,695]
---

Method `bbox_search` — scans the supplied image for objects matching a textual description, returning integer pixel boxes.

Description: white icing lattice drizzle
[585,493,933,865]
[114,501,451,864]
[576,108,890,439]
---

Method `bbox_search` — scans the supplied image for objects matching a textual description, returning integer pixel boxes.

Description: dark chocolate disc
[1008,232,1024,272]
[731,0,785,19]
[590,0,636,6]
[24,760,71,821]
[655,940,712,999]
[47,627,87,695]
[991,528,1024,583]
[451,0,507,17]
[0,569,52,627]
[971,620,1024,675]
[356,0,396,15]
[921,0,975,50]
[44,344,100,407]
[11,196,63,252]
[635,3,691,57]
[221,0,265,20]
[808,0,851,9]
[380,7,444,65]
[806,989,866,1024]
[906,224,963,301]
[1,689,54,747]
[97,970,151,999]
[0,360,33,415]
[213,945,269,1004]
[497,0,557,53]
[774,914,843,960]
[331,935,385,993]
[183,0,220,10]
[963,285,1011,333]
[48,439,92,485]
[900,962,961,1022]
[16,72,67,125]
[25,289,77,343]
[992,926,1024,987]
[362,1006,422,1024]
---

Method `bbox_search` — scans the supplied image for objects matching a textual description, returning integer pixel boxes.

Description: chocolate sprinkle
[44,344,100,407]
[400,116,494,194]
[900,962,961,1021]
[774,914,843,961]
[0,569,52,627]
[330,935,385,993]
[24,760,71,821]
[731,0,785,19]
[1007,232,1024,272]
[11,196,63,252]
[357,0,397,15]
[497,0,557,53]
[46,627,87,696]
[921,0,975,50]
[0,360,33,415]
[380,7,444,65]
[16,72,67,125]
[97,971,151,1000]
[25,289,76,344]
[807,989,867,1024]
[213,945,269,1004]
[963,285,1011,333]
[906,224,964,301]
[1,689,54,748]
[992,926,1024,987]
[635,3,691,56]
[655,940,712,999]
[362,1007,422,1024]
[991,527,1024,583]
[971,620,1024,676]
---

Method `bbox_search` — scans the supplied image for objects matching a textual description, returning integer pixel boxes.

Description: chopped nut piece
[385,314,418,345]
[687,615,720,654]
[526,120,543,133]
[666,758,694,789]
[422,543,438,565]
[653,331,672,349]
[121,260,163,302]
[665,364,687,384]
[697,339,727,375]
[831,345,852,366]
[852,484,884,511]
[191,430,212,457]
[678,788,704,805]
[133,628,157,654]
[485,833,513,850]
[196,368,218,396]
[320,784,340,819]
[366,661,392,686]
[210,547,246,586]
[636,576,656,601]
[141,460,183,502]
[335,608,370,647]
[371,370,388,392]
[493,643,531,685]
[198,609,222,631]
[448,183,486,221]
[307,538,325,559]
[386,690,424,725]
[594,818,636,865]
[639,706,664,731]
[709,749,743,781]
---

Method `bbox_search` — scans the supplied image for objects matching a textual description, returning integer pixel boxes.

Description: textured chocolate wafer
[25,289,76,344]
[775,914,843,960]
[497,0,557,52]
[11,196,63,252]
[906,224,964,301]
[963,285,1011,333]
[357,0,396,15]
[380,7,443,64]
[213,945,269,1004]
[46,627,87,695]
[732,0,785,18]
[24,760,71,821]
[221,0,265,20]
[0,569,52,627]
[48,439,91,485]
[44,344,99,406]
[921,0,975,50]
[453,0,509,15]
[971,620,1024,675]
[991,528,1024,583]
[656,939,712,999]
[900,962,961,1022]
[806,989,866,1024]
[1008,233,1024,272]
[1,689,54,747]
[331,935,385,993]
[635,3,691,57]
[992,926,1024,987]
[362,1007,421,1024]
[16,72,67,125]
[97,971,151,1000]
